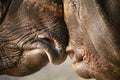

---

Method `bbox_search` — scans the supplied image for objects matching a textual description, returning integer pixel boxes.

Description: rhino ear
[0,0,12,24]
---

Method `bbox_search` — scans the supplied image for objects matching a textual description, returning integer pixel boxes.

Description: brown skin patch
[26,0,63,16]
[39,1,63,16]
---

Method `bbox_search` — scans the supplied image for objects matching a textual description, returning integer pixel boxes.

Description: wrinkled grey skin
[0,0,68,76]
[64,0,120,80]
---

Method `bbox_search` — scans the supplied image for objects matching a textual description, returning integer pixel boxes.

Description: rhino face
[64,0,120,80]
[0,0,68,76]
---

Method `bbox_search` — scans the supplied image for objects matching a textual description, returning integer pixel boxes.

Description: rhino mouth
[0,0,12,24]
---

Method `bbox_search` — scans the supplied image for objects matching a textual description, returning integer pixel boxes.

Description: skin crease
[64,0,120,80]
[0,0,69,76]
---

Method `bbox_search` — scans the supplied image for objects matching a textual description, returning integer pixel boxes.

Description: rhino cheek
[5,49,49,76]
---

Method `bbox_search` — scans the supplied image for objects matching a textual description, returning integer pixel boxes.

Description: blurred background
[0,57,95,80]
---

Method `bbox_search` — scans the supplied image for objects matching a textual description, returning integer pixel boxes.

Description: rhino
[0,0,69,76]
[1,0,120,80]
[64,0,120,80]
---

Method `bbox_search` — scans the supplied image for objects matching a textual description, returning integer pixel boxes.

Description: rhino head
[0,0,68,76]
[64,0,120,80]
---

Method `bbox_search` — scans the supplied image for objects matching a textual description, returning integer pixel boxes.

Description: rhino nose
[66,46,74,59]
[40,38,67,64]
[66,46,84,64]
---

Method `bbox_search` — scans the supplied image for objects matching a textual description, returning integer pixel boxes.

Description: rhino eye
[0,0,12,24]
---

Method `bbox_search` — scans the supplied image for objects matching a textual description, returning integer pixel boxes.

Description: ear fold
[0,0,12,24]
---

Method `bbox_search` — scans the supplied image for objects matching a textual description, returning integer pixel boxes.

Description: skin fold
[0,0,69,76]
[64,0,120,80]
